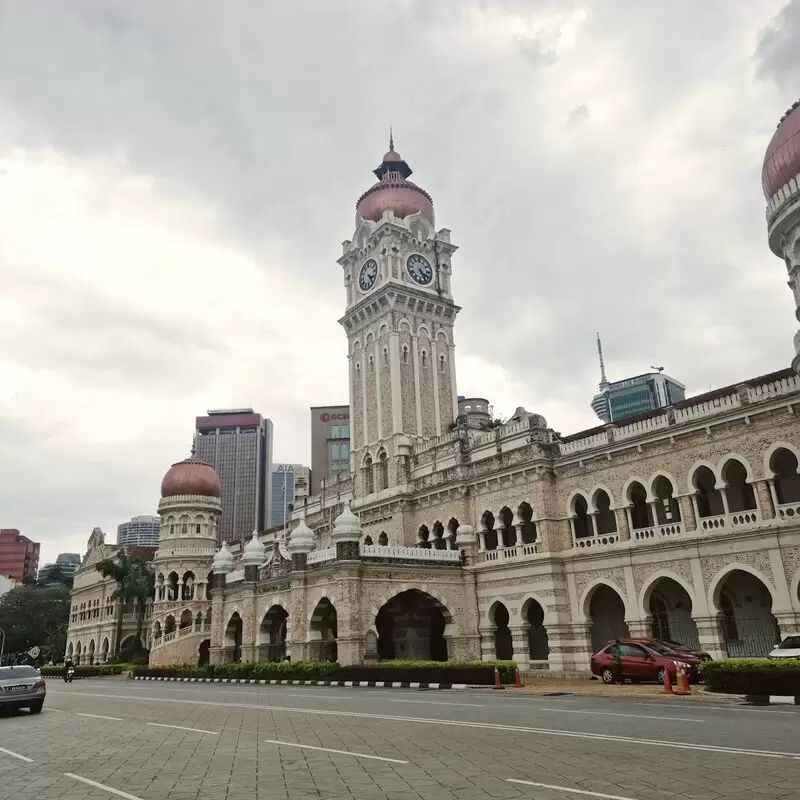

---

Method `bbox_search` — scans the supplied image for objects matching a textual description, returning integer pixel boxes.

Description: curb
[132,676,468,690]
[745,694,800,706]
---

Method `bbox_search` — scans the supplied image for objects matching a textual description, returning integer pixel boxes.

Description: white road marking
[0,746,33,763]
[147,722,218,735]
[55,690,800,760]
[536,707,703,723]
[266,738,407,763]
[287,692,357,700]
[389,698,485,707]
[633,701,799,715]
[77,712,123,721]
[508,778,638,800]
[64,773,143,800]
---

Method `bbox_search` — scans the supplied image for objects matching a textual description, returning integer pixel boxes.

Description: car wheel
[601,668,615,684]
[29,702,43,714]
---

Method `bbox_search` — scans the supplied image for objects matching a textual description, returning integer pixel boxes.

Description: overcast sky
[1,1,799,565]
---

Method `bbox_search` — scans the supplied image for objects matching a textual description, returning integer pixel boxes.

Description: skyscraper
[309,405,350,494]
[591,335,686,423]
[117,515,161,548]
[195,409,273,543]
[269,464,311,529]
[0,529,39,582]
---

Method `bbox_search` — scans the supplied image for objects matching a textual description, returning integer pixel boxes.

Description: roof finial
[190,432,197,457]
[596,332,609,388]
[389,122,394,152]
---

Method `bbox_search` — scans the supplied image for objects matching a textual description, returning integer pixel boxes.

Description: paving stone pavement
[0,680,798,800]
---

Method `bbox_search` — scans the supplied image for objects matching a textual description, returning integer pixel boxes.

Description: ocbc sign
[320,412,349,422]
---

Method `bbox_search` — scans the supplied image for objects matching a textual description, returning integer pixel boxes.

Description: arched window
[770,448,800,504]
[383,347,389,365]
[439,354,446,374]
[378,450,389,490]
[421,350,427,368]
[378,531,388,546]
[368,355,374,373]
[628,482,653,529]
[721,459,757,512]
[402,346,409,365]
[572,495,592,539]
[363,535,373,546]
[363,457,374,495]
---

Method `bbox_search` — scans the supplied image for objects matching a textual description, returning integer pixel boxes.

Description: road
[0,679,798,800]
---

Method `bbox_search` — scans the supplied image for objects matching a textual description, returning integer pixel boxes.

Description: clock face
[359,259,378,291]
[407,253,433,285]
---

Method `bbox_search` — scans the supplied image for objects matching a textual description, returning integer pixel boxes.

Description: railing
[480,543,538,562]
[360,544,462,562]
[225,569,244,583]
[747,373,800,401]
[307,547,336,565]
[777,501,800,521]
[614,415,669,441]
[560,431,609,455]
[633,523,683,540]
[574,533,619,549]
[178,626,194,637]
[672,393,740,424]
[699,509,762,531]
[163,632,176,643]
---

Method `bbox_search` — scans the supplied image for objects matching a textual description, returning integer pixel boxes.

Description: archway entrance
[309,598,337,662]
[491,602,513,660]
[588,585,629,652]
[260,606,289,661]
[198,639,210,667]
[715,570,780,657]
[376,590,449,661]
[644,578,699,649]
[224,613,243,663]
[524,599,549,661]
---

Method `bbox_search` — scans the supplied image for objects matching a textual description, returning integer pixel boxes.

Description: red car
[590,639,701,684]
[624,636,712,662]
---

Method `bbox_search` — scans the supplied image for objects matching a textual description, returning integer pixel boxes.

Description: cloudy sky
[1,1,798,565]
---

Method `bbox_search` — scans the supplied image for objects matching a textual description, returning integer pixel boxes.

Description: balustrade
[479,543,538,563]
[776,501,800,521]
[360,544,462,562]
[573,533,619,550]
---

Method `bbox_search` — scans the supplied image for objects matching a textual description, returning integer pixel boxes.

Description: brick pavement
[0,681,797,800]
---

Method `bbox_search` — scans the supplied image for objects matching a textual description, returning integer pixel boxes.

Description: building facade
[269,464,311,529]
[38,553,81,587]
[195,409,274,543]
[0,529,40,582]
[310,405,350,493]
[70,105,800,675]
[65,528,155,664]
[117,515,161,548]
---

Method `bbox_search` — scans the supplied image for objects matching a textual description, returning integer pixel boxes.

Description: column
[360,352,369,448]
[388,332,403,434]
[754,479,776,519]
[677,494,696,532]
[477,527,487,553]
[648,501,660,529]
[412,336,423,434]
[374,339,383,441]
[509,625,530,671]
[513,515,525,552]
[693,615,727,660]
[478,626,496,662]
[496,518,506,550]
[545,621,592,674]
[614,507,631,541]
[431,339,442,436]
[719,487,731,515]
[449,342,459,422]
[626,618,651,638]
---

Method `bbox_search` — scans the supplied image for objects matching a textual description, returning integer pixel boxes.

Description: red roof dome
[762,100,800,199]
[160,457,220,499]
[356,145,434,225]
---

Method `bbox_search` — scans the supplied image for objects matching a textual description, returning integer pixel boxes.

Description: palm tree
[96,552,155,657]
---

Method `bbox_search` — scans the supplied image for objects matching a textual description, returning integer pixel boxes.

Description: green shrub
[703,658,800,695]
[40,665,124,679]
[134,661,340,681]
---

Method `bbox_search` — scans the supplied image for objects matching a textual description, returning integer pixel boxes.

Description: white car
[768,634,800,659]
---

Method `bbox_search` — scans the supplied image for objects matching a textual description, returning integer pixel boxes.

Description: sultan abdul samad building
[67,105,800,673]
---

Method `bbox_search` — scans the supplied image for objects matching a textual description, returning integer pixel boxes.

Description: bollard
[493,666,504,690]
[514,668,522,688]
[662,667,673,694]
[676,664,691,695]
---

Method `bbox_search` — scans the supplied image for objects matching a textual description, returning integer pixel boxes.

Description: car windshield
[645,642,678,656]
[0,666,39,678]
[778,635,800,649]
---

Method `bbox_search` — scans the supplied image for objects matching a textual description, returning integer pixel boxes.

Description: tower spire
[190,432,197,457]
[389,123,394,152]
[596,332,609,388]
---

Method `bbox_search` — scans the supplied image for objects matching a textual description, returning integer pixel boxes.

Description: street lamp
[0,628,5,666]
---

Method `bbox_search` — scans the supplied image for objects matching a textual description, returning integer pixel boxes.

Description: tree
[37,563,74,590]
[96,552,155,655]
[0,585,71,662]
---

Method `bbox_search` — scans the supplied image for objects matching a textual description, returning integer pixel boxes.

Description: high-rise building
[269,464,312,529]
[0,529,40,582]
[37,552,81,587]
[310,405,350,494]
[590,335,686,423]
[117,515,161,548]
[195,409,273,543]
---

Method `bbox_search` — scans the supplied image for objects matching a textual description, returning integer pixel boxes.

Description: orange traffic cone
[676,665,691,695]
[493,666,504,690]
[514,668,522,688]
[662,668,673,694]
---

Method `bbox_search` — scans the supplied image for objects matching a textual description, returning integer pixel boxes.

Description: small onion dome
[212,541,234,574]
[332,502,362,543]
[160,457,221,499]
[241,529,266,566]
[287,519,315,554]
[762,99,800,199]
[456,524,475,547]
[355,145,434,225]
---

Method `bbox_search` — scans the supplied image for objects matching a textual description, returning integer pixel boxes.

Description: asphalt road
[0,679,798,800]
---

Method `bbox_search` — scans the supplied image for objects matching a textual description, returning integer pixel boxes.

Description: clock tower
[339,139,460,498]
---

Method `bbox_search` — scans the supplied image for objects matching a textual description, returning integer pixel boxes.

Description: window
[619,644,649,658]
[402,346,409,365]
[383,347,389,365]
[421,350,427,368]
[439,354,446,374]
[332,425,341,438]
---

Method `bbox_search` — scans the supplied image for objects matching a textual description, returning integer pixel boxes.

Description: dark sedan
[0,665,46,714]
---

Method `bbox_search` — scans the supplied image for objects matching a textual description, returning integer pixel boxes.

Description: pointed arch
[687,459,722,493]
[764,441,800,478]
[717,453,756,483]
[580,579,631,621]
[638,571,697,619]
[707,563,778,612]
